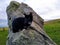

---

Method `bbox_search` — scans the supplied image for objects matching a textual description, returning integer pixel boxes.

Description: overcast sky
[0,0,60,21]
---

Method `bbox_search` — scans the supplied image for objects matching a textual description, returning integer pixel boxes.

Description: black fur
[12,12,33,33]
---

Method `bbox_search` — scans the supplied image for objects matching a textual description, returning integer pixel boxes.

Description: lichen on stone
[6,1,20,13]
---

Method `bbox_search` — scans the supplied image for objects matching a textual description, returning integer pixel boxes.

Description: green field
[44,19,60,45]
[0,19,60,45]
[0,31,8,45]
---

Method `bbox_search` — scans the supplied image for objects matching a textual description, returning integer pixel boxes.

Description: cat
[12,12,33,33]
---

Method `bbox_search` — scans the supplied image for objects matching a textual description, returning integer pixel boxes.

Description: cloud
[0,0,26,20]
[0,0,60,21]
[41,9,60,21]
[55,0,60,10]
[0,19,8,27]
[0,0,60,27]
[0,0,10,20]
[21,0,60,21]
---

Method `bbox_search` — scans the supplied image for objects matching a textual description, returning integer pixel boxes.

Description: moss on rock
[6,1,20,12]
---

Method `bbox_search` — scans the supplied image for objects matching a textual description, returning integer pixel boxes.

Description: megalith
[6,1,56,45]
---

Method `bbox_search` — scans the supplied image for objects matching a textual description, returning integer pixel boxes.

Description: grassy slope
[44,19,60,45]
[0,31,8,45]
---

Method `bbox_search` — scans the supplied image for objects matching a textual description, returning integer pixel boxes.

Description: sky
[0,0,60,27]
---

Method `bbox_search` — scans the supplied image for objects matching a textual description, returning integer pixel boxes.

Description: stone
[6,1,56,45]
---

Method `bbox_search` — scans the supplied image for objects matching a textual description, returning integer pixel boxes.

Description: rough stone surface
[6,1,56,45]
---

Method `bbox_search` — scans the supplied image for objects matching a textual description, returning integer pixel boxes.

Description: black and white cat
[12,12,33,33]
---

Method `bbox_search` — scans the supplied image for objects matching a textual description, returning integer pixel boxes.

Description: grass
[0,19,60,45]
[0,31,8,45]
[44,19,60,45]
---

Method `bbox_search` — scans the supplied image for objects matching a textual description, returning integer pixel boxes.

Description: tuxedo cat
[12,12,33,33]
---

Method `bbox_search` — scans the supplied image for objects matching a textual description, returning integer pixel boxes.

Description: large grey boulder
[6,1,56,45]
